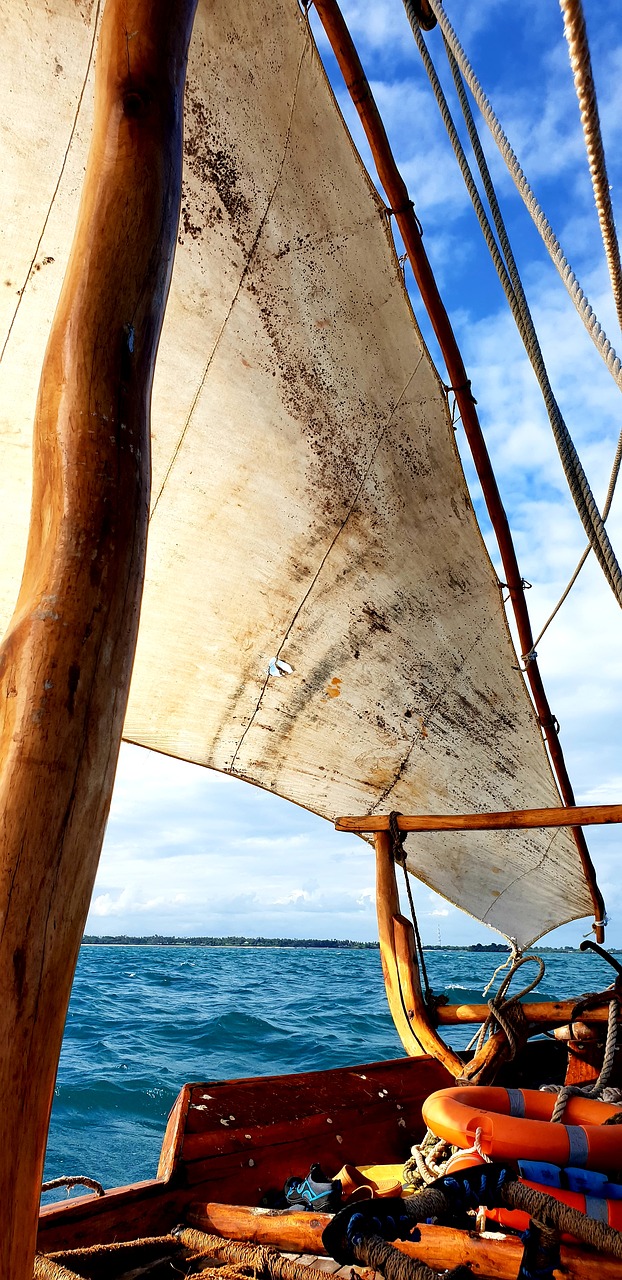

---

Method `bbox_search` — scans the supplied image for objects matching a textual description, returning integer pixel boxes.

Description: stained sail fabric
[0,0,598,945]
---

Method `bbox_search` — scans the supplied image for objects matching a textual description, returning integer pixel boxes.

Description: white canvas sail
[0,0,598,945]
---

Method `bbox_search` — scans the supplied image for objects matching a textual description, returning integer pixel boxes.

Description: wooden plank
[157,1083,192,1180]
[176,1203,618,1280]
[0,2,197,1277]
[336,804,622,833]
[181,1119,413,1194]
[37,1181,187,1254]
[183,1057,450,1138]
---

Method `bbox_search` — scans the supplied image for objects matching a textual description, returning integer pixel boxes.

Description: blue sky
[87,0,622,947]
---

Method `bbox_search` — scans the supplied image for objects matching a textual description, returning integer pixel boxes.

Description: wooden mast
[0,1,197,1275]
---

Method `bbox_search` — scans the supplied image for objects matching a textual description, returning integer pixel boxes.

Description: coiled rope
[559,0,622,334]
[465,952,545,1060]
[414,0,622,390]
[402,0,622,609]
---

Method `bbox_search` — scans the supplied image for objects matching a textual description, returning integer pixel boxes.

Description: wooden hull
[38,1054,450,1251]
[36,1042,621,1279]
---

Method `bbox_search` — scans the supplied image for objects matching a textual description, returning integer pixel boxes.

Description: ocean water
[42,945,619,1197]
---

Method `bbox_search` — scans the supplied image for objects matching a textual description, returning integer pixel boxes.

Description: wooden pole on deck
[0,1,197,1275]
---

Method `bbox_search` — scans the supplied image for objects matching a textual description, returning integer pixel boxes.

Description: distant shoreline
[81,936,617,952]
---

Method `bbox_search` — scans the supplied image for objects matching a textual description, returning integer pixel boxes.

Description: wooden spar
[312,0,605,942]
[185,1205,617,1280]
[375,834,463,1074]
[337,803,622,832]
[186,1204,330,1253]
[0,1,197,1276]
[437,1000,610,1025]
[392,914,463,1076]
[375,832,427,1058]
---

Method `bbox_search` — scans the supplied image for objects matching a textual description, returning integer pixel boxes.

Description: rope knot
[389,811,407,863]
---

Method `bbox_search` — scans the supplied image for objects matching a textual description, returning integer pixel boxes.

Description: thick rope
[559,0,622,333]
[192,1269,274,1280]
[541,997,621,1120]
[40,1176,105,1199]
[503,1180,622,1257]
[34,1261,83,1280]
[47,1236,183,1277]
[401,1170,622,1257]
[175,1228,337,1280]
[352,1231,470,1280]
[403,1128,453,1187]
[402,1,622,608]
[443,38,622,616]
[416,0,622,392]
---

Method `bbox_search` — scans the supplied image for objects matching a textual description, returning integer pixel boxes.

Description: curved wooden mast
[0,1,197,1275]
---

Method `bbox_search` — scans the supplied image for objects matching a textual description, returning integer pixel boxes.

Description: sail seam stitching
[0,0,103,366]
[149,39,309,523]
[480,829,561,922]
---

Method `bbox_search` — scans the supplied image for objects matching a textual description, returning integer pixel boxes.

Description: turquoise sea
[42,945,619,1197]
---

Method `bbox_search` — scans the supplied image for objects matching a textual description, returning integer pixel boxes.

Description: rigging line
[228,351,424,772]
[531,429,622,653]
[419,0,622,394]
[442,34,622,638]
[560,0,622,335]
[0,0,103,366]
[403,6,622,609]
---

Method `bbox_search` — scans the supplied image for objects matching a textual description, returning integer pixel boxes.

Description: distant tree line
[81,935,380,948]
[81,936,617,952]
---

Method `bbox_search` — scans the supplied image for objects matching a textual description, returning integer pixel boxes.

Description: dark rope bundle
[517,1218,560,1280]
[323,1165,622,1279]
[352,1231,471,1280]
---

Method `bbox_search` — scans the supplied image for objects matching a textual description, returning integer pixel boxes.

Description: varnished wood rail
[336,803,622,833]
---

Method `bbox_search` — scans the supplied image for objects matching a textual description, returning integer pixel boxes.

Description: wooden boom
[0,1,197,1276]
[336,803,622,833]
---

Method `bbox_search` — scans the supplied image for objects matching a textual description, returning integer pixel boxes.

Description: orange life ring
[422,1086,622,1172]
